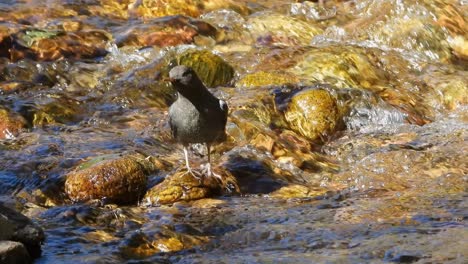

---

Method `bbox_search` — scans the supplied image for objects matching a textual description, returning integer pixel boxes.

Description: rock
[282,88,340,141]
[129,0,249,19]
[119,225,209,258]
[343,1,452,62]
[9,28,110,62]
[0,203,45,259]
[422,70,468,111]
[0,241,31,264]
[31,98,82,127]
[0,108,26,139]
[236,71,299,88]
[270,184,329,199]
[175,49,235,87]
[144,166,238,205]
[291,47,386,89]
[115,16,217,48]
[247,12,323,46]
[65,154,154,205]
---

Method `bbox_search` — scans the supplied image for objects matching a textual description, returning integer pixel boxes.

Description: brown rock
[65,155,152,205]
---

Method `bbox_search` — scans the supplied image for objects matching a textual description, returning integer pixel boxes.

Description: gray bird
[168,65,228,179]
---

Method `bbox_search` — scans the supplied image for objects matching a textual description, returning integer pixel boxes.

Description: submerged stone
[283,88,340,141]
[236,71,299,88]
[291,47,387,89]
[120,225,209,258]
[9,28,110,62]
[247,12,323,46]
[115,16,217,48]
[65,154,154,205]
[130,0,249,19]
[0,108,26,139]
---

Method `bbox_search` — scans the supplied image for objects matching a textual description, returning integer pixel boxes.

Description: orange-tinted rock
[9,29,110,62]
[65,155,154,205]
[115,16,217,48]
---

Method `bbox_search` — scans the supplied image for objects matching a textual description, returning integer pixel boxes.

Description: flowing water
[0,0,467,263]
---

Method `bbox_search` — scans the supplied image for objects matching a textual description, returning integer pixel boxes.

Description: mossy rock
[65,154,153,205]
[283,89,339,141]
[175,49,234,87]
[236,71,299,88]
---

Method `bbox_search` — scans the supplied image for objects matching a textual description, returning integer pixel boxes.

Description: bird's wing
[168,109,177,139]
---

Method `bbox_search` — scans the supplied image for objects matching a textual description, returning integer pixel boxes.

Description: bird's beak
[162,77,174,82]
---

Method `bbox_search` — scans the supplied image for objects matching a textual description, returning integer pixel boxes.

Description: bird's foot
[182,167,203,182]
[200,163,223,181]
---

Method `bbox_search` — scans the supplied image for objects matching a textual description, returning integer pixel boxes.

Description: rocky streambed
[0,0,467,263]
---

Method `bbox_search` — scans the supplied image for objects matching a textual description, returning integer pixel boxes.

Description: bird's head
[168,65,198,90]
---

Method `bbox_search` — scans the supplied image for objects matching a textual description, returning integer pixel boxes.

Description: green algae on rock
[236,71,299,88]
[175,49,234,87]
[283,88,340,141]
[65,154,154,205]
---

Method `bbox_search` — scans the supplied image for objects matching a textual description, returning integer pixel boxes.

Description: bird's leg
[183,146,201,179]
[204,143,222,180]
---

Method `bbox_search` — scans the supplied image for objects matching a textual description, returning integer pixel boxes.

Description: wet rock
[422,69,468,111]
[236,71,299,88]
[115,16,217,48]
[343,1,452,62]
[129,0,249,19]
[175,49,235,87]
[0,108,27,139]
[291,47,387,89]
[144,166,238,205]
[201,9,252,45]
[120,225,209,258]
[247,12,323,46]
[65,154,154,205]
[269,184,329,199]
[282,88,340,141]
[224,153,287,194]
[384,248,422,263]
[0,203,45,259]
[31,97,83,126]
[0,241,30,264]
[9,28,110,62]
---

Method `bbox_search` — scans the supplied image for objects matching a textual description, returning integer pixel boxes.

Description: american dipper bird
[168,65,228,179]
